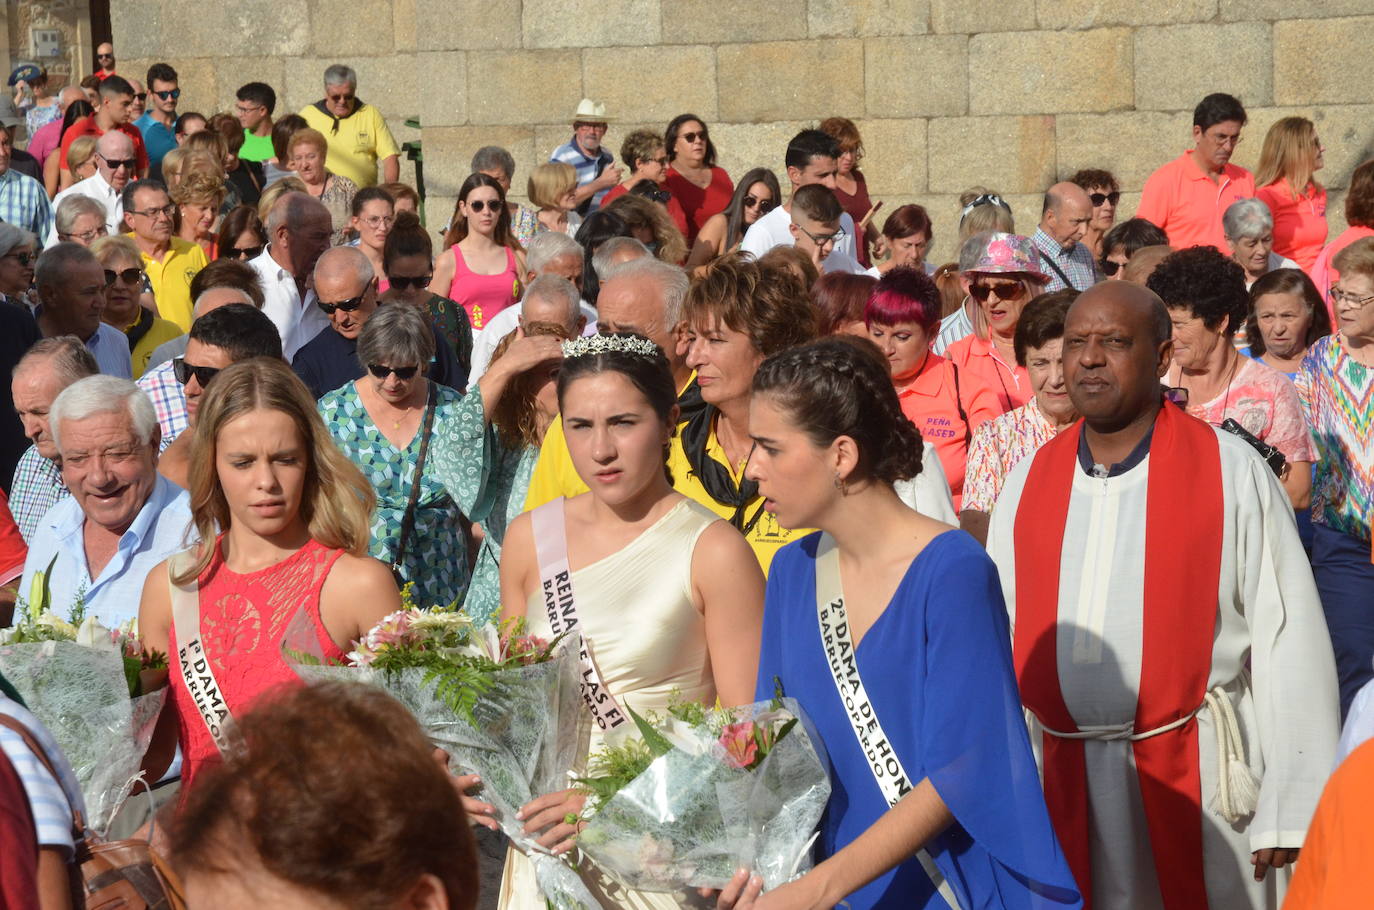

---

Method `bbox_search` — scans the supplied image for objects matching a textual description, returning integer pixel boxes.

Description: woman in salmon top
[139,358,400,790]
[1255,117,1328,274]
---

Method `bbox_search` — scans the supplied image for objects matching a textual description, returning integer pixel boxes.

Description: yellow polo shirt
[138,237,209,332]
[299,103,400,189]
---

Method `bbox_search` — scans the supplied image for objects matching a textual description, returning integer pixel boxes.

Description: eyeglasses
[744,195,774,213]
[795,224,845,248]
[466,199,501,213]
[3,251,34,266]
[327,93,356,105]
[360,215,395,228]
[1331,288,1374,308]
[173,358,222,388]
[129,204,176,219]
[317,293,368,315]
[104,267,143,287]
[651,156,669,166]
[1164,387,1190,407]
[96,54,114,61]
[60,226,109,244]
[680,130,708,144]
[969,282,1028,303]
[234,103,263,115]
[153,88,181,101]
[228,244,264,260]
[1100,258,1125,277]
[133,92,147,102]
[367,363,419,380]
[388,274,432,291]
[99,155,138,172]
[1089,191,1121,207]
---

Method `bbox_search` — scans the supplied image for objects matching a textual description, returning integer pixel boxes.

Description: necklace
[1176,348,1239,414]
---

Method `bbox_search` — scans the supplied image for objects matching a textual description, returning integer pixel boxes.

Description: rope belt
[1040,684,1260,824]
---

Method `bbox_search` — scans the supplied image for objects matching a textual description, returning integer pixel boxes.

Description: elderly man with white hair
[16,375,190,626]
[468,230,600,379]
[53,195,109,246]
[298,64,399,188]
[1224,197,1300,290]
[251,191,333,359]
[47,130,134,246]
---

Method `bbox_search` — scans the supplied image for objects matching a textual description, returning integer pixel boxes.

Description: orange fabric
[1284,738,1374,907]
[1310,225,1374,326]
[944,333,1032,411]
[1256,179,1328,273]
[1136,150,1255,253]
[57,116,149,172]
[894,352,1004,509]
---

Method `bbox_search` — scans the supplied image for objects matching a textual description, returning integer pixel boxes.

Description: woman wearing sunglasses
[92,235,182,376]
[683,167,781,274]
[664,113,733,244]
[215,204,268,263]
[1068,168,1120,260]
[383,211,473,388]
[429,173,525,333]
[944,233,1049,412]
[0,223,37,309]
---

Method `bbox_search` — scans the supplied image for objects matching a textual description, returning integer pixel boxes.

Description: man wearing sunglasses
[133,63,179,177]
[1030,182,1099,293]
[157,303,282,489]
[93,43,117,81]
[56,75,148,191]
[292,247,463,399]
[740,129,857,263]
[46,131,132,248]
[299,64,399,189]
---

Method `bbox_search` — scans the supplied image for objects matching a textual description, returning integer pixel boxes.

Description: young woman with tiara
[714,336,1081,910]
[493,333,765,909]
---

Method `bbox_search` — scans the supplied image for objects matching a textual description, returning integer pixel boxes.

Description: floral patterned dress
[318,381,476,607]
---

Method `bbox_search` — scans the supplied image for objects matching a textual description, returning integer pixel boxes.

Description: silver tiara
[561,334,660,359]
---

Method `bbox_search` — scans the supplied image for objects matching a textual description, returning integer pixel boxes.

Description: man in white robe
[987,281,1339,909]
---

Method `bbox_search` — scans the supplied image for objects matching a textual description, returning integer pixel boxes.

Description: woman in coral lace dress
[139,358,400,791]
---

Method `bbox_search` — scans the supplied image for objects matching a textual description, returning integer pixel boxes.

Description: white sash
[530,498,628,732]
[814,533,961,910]
[168,549,233,753]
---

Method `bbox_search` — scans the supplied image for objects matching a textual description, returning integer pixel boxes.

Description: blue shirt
[17,474,193,627]
[0,168,53,241]
[88,323,134,378]
[550,137,614,212]
[133,112,177,169]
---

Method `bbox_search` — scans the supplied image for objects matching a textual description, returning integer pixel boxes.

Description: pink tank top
[446,244,519,331]
[169,537,348,790]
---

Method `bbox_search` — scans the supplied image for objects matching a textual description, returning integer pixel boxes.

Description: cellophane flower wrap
[575,696,831,892]
[0,609,168,838]
[282,594,595,910]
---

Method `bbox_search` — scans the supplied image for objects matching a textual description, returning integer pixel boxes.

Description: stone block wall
[113,1,1374,263]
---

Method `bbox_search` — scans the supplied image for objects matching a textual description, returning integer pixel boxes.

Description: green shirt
[240,128,274,162]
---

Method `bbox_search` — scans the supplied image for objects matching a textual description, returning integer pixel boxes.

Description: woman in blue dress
[715,335,1081,910]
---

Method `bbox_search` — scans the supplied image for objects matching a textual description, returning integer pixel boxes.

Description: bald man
[1032,182,1099,292]
[988,281,1338,909]
[46,130,135,246]
[292,246,465,398]
[252,191,333,359]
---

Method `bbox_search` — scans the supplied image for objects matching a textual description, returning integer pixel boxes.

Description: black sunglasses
[317,293,368,315]
[1100,259,1124,277]
[173,358,222,388]
[100,155,138,172]
[97,54,114,61]
[388,274,432,291]
[229,245,264,260]
[1089,191,1121,207]
[104,267,143,287]
[743,194,774,213]
[153,88,181,101]
[4,251,34,266]
[969,282,1028,303]
[133,92,147,102]
[466,199,501,213]
[680,130,708,143]
[367,363,419,380]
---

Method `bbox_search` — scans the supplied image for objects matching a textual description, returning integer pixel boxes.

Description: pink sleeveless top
[446,245,519,331]
[169,537,348,790]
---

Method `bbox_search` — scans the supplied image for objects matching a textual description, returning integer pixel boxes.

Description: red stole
[1012,401,1223,909]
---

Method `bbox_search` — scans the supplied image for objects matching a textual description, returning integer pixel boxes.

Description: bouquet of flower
[573,693,831,892]
[0,600,168,837]
[283,591,595,910]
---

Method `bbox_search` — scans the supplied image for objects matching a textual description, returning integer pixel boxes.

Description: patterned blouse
[1296,334,1373,541]
[318,380,476,607]
[962,397,1061,513]
[1178,354,1316,465]
[317,172,359,246]
[512,206,540,248]
[419,293,474,390]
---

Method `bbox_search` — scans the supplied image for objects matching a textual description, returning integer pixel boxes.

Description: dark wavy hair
[1146,245,1248,334]
[573,210,631,305]
[753,335,924,485]
[442,173,517,251]
[1013,289,1078,367]
[721,167,782,252]
[1245,268,1333,354]
[1101,217,1169,261]
[214,205,268,262]
[664,113,717,169]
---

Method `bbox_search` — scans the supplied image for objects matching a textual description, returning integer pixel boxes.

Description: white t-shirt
[469,299,599,380]
[739,204,857,262]
[822,249,866,275]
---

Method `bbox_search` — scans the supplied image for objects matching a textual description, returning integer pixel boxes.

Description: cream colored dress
[498,497,721,910]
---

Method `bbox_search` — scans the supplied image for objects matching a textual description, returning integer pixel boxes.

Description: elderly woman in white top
[1225,198,1299,290]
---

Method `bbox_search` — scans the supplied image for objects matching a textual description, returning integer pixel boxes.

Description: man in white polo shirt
[740,129,857,262]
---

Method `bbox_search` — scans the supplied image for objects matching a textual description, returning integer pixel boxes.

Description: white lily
[75,615,117,651]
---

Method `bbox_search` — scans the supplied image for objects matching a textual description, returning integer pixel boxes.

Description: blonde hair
[1255,117,1324,200]
[527,162,577,210]
[181,149,226,183]
[172,170,228,210]
[68,135,98,173]
[258,176,309,222]
[161,148,186,188]
[958,187,1015,244]
[173,358,374,586]
[90,234,141,267]
[605,193,688,265]
[287,128,329,162]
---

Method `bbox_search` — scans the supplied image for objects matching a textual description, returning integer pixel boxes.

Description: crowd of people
[0,44,1371,910]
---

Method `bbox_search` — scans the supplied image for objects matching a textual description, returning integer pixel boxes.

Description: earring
[833,471,847,495]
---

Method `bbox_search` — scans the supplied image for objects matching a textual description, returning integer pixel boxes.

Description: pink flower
[719,722,759,769]
[506,635,550,666]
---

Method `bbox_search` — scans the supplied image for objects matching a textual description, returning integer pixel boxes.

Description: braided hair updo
[752,335,924,485]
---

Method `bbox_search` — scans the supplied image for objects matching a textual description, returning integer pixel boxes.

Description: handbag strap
[393,380,438,571]
[0,714,86,840]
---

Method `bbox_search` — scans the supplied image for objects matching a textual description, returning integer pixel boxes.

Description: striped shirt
[0,168,52,241]
[550,137,614,211]
[0,698,85,855]
[135,358,188,452]
[9,446,66,545]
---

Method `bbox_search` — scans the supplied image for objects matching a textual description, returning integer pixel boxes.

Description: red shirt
[895,352,1005,509]
[944,334,1032,412]
[601,182,691,242]
[1137,150,1255,253]
[57,116,149,173]
[0,750,38,910]
[0,490,25,588]
[1256,179,1328,273]
[665,166,733,244]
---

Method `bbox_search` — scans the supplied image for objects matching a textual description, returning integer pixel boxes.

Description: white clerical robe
[987,426,1339,910]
